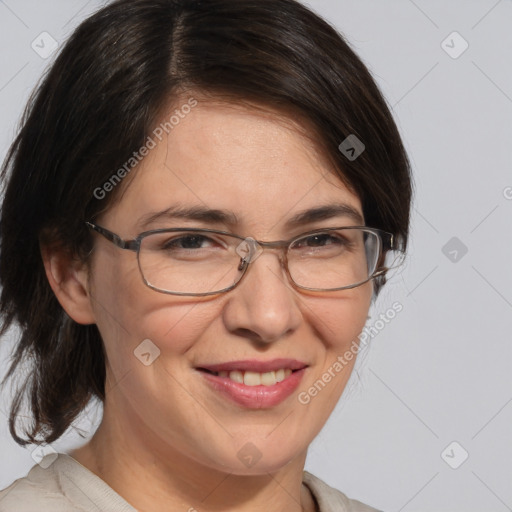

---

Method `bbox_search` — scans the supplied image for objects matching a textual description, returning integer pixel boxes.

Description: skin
[43,98,373,512]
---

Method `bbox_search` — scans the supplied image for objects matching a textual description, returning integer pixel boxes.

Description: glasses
[85,222,404,296]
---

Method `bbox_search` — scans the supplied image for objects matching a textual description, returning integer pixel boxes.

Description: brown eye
[161,235,214,250]
[294,233,343,248]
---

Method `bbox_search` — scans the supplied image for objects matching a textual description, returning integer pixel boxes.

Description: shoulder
[0,454,78,512]
[303,471,383,512]
[0,453,136,512]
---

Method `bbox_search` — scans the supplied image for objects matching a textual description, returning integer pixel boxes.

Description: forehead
[106,100,362,237]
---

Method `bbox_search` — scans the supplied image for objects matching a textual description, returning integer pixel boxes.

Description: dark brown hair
[0,0,412,445]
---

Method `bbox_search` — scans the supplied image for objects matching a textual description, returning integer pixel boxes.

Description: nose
[221,249,302,344]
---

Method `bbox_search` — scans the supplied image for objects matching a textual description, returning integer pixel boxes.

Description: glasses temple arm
[85,222,138,251]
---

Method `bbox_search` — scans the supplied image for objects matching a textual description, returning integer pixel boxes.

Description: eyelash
[154,231,352,252]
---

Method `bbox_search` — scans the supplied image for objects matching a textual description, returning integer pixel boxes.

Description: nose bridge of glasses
[235,237,286,269]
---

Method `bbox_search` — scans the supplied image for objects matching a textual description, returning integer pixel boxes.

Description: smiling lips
[197,358,307,408]
[215,368,293,386]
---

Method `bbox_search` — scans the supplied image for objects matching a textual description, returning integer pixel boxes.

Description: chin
[203,438,307,476]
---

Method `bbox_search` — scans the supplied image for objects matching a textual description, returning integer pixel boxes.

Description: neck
[70,402,316,512]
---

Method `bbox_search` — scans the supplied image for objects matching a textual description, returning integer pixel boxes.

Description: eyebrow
[137,205,239,230]
[284,203,364,228]
[136,202,364,230]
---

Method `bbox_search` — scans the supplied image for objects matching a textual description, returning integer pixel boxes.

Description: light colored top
[0,453,381,512]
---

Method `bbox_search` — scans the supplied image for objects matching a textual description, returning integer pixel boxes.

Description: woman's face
[87,99,373,474]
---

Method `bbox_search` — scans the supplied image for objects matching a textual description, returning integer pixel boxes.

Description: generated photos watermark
[93,97,198,200]
[297,301,403,405]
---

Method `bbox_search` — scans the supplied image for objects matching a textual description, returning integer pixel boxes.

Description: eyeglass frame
[85,221,401,296]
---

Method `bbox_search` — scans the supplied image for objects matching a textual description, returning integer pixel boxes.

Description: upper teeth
[217,369,293,386]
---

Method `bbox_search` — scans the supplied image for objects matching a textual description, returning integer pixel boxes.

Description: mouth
[198,367,296,387]
[196,359,308,408]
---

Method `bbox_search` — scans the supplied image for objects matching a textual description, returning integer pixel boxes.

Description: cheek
[90,250,219,360]
[307,283,373,350]
[296,285,372,429]
[141,302,218,355]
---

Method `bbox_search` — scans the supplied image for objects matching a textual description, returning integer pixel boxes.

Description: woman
[0,0,412,510]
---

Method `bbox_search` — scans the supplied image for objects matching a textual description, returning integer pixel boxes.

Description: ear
[40,244,96,325]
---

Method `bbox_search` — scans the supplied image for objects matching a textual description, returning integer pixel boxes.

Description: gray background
[0,1,511,511]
